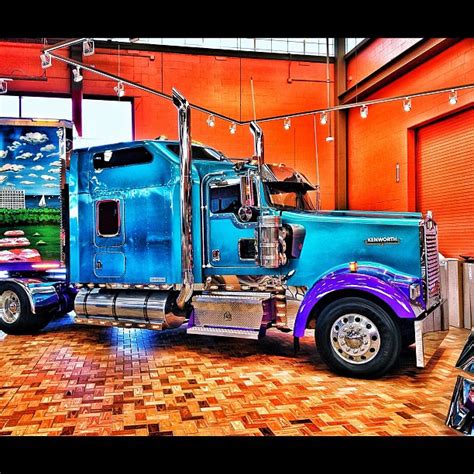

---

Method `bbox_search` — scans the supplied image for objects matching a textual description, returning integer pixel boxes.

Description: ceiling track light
[449,89,458,105]
[229,122,236,134]
[0,78,12,95]
[403,97,412,112]
[114,81,125,98]
[207,114,216,127]
[283,117,291,130]
[320,111,328,125]
[360,104,368,119]
[83,39,95,57]
[40,52,52,69]
[72,66,83,83]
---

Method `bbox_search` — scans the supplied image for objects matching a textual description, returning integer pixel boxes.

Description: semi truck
[0,118,76,333]
[0,91,448,378]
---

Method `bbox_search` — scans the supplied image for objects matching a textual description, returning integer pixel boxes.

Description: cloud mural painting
[20,132,49,144]
[0,122,67,264]
[40,144,55,153]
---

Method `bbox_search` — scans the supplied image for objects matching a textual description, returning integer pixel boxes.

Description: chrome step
[186,326,260,339]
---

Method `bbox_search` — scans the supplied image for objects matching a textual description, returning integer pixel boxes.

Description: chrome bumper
[415,299,449,368]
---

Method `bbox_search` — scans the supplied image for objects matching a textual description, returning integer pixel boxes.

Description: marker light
[349,261,358,272]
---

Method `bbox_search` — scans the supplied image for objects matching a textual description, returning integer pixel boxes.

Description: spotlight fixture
[283,117,291,130]
[325,136,334,143]
[114,81,125,98]
[0,78,12,95]
[40,53,52,69]
[449,89,458,105]
[320,111,328,125]
[72,66,83,83]
[360,104,368,119]
[206,114,215,127]
[83,39,95,57]
[229,122,236,134]
[403,97,412,112]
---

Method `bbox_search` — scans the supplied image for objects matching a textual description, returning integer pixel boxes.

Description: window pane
[76,99,133,148]
[97,200,120,237]
[93,146,152,169]
[21,96,72,120]
[0,96,20,118]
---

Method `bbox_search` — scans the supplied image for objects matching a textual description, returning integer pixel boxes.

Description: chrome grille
[424,220,441,307]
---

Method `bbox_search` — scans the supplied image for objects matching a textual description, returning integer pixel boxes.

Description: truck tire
[315,297,402,378]
[0,283,52,335]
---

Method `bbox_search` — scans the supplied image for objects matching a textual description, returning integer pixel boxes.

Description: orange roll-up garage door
[416,107,474,258]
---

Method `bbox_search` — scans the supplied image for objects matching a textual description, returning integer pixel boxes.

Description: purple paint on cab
[293,269,417,338]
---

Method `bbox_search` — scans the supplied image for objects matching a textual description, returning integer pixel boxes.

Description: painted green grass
[0,224,61,261]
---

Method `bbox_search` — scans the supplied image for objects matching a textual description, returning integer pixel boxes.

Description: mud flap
[414,302,449,368]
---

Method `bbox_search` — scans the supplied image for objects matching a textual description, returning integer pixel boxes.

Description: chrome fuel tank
[74,288,184,329]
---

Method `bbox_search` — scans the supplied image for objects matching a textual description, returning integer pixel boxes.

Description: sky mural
[0,125,62,197]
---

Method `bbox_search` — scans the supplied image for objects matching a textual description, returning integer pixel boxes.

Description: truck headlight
[409,282,421,301]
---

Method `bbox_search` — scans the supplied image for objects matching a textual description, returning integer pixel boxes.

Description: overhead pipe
[172,88,194,310]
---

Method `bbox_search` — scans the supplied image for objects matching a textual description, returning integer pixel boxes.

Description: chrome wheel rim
[0,290,21,324]
[330,313,381,365]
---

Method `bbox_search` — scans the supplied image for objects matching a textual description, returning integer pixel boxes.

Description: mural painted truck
[0,118,76,334]
[1,92,448,378]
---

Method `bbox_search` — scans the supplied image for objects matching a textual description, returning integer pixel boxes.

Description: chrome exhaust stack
[172,88,194,310]
[250,121,264,173]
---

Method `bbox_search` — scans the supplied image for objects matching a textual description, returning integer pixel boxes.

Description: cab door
[204,178,259,270]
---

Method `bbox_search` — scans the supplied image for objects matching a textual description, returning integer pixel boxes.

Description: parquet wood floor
[0,308,467,436]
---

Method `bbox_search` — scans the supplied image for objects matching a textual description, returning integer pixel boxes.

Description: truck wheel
[315,297,402,378]
[0,283,51,335]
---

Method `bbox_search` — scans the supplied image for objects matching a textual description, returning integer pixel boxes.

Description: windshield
[165,143,228,161]
[265,182,316,211]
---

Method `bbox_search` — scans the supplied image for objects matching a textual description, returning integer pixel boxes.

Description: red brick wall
[0,42,335,209]
[346,38,422,88]
[347,39,474,211]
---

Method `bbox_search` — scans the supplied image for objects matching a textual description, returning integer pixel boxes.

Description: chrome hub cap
[0,290,21,324]
[330,313,381,364]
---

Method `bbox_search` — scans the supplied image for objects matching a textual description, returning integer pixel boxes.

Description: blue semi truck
[0,92,448,378]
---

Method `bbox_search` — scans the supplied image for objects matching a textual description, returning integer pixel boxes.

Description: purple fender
[293,269,417,338]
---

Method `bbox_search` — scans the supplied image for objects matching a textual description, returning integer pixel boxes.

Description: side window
[96,200,120,237]
[93,146,153,170]
[210,184,241,215]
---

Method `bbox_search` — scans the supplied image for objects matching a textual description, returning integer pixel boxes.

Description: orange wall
[348,39,474,211]
[0,42,335,209]
[346,38,422,88]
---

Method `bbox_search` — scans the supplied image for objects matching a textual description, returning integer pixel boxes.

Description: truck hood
[282,209,423,221]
